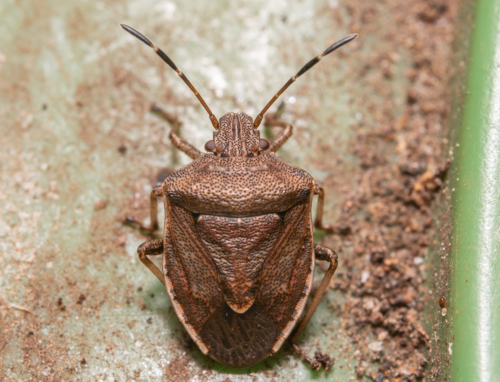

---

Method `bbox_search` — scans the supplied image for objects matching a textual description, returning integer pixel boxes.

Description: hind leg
[291,244,338,372]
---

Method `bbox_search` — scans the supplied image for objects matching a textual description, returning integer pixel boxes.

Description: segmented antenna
[121,24,219,130]
[254,33,358,129]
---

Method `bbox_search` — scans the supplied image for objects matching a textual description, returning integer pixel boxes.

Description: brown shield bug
[121,24,357,371]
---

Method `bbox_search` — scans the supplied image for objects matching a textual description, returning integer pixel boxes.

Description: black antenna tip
[324,33,359,55]
[121,24,154,48]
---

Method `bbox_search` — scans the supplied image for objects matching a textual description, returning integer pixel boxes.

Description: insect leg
[268,121,292,153]
[125,185,163,233]
[313,184,335,232]
[137,239,165,285]
[291,244,338,371]
[313,184,351,234]
[151,104,202,160]
[264,103,293,152]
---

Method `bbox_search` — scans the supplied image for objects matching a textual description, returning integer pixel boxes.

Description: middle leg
[137,239,165,285]
[313,184,351,234]
[313,184,334,232]
[125,184,163,233]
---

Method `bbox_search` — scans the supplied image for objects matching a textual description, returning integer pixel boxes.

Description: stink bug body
[121,24,357,371]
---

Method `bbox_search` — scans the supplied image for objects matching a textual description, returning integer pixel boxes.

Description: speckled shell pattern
[215,111,260,157]
[165,153,312,217]
[161,152,317,368]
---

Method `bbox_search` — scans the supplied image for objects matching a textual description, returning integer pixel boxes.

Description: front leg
[264,103,293,152]
[267,119,293,153]
[291,244,338,372]
[151,104,202,160]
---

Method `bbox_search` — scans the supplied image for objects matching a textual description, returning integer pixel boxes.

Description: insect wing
[257,194,315,352]
[163,199,224,353]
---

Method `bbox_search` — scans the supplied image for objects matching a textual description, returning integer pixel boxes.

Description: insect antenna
[121,24,219,130]
[254,33,358,129]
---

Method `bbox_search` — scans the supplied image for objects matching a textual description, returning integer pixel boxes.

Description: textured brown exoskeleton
[121,24,357,371]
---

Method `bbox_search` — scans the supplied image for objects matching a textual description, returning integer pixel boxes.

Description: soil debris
[93,200,109,211]
[320,0,459,379]
[9,302,33,314]
[76,294,86,305]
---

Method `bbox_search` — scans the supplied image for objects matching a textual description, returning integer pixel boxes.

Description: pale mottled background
[0,0,411,380]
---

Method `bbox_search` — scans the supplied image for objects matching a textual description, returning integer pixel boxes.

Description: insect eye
[205,140,216,152]
[259,139,270,151]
